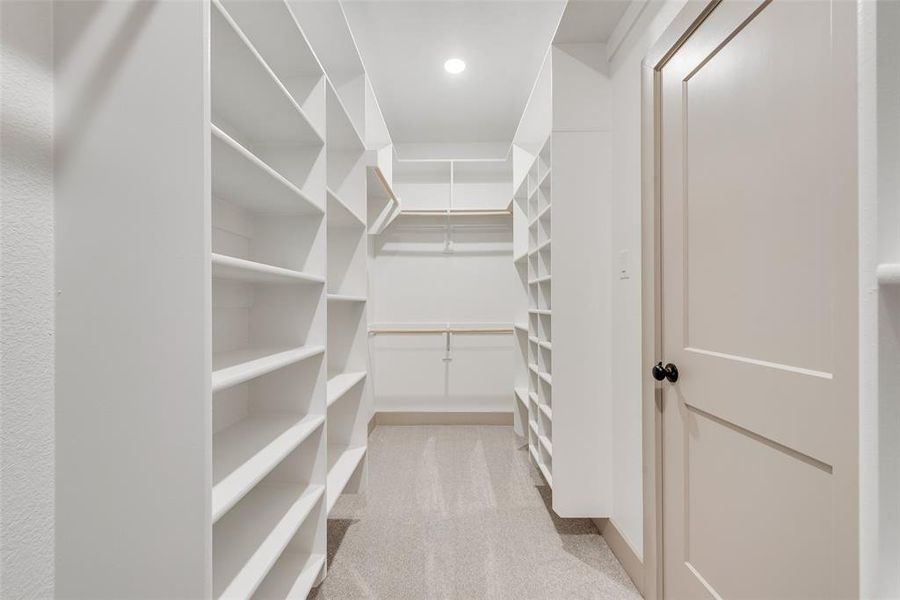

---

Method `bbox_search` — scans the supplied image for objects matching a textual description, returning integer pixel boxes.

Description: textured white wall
[0,1,56,597]
[607,0,685,560]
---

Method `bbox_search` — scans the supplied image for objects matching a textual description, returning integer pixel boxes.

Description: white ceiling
[343,0,567,146]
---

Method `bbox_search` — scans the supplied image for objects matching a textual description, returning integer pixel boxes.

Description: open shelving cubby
[524,137,553,486]
[512,174,531,441]
[324,71,369,519]
[210,0,329,596]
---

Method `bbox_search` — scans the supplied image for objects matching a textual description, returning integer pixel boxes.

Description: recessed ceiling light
[444,58,466,75]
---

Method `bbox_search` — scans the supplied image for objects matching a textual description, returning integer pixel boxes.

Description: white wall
[370,215,516,413]
[0,1,55,596]
[606,0,686,560]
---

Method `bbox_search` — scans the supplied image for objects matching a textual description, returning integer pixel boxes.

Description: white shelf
[513,322,529,332]
[211,1,323,146]
[529,275,551,285]
[212,414,325,523]
[528,204,552,227]
[529,392,538,405]
[326,371,367,408]
[537,460,553,488]
[538,167,552,190]
[326,81,365,151]
[528,238,551,256]
[213,483,324,599]
[514,388,528,407]
[212,345,326,393]
[254,551,326,600]
[514,252,528,264]
[529,336,539,344]
[528,363,539,374]
[877,263,900,284]
[212,254,325,286]
[327,188,366,228]
[529,443,541,465]
[326,445,366,513]
[211,125,322,216]
[327,293,367,304]
[538,433,553,456]
[539,371,553,386]
[539,402,552,420]
[529,420,539,437]
[529,309,552,316]
[538,340,552,351]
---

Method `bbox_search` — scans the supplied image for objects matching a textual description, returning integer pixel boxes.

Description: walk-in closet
[45,0,644,598]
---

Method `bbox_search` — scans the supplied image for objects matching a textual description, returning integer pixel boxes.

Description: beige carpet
[309,425,641,600]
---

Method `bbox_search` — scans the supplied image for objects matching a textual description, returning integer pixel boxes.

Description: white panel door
[658,1,857,598]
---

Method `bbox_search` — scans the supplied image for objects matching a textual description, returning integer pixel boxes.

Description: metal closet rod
[399,208,512,217]
[369,326,513,335]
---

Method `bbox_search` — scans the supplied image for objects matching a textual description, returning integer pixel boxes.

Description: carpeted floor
[309,425,641,599]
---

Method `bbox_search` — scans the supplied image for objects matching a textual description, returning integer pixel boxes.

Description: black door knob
[651,361,679,383]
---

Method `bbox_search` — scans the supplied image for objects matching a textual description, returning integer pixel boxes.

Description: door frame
[639,3,726,598]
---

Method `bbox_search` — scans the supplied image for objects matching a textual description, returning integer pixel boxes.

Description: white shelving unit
[324,76,370,514]
[209,0,359,595]
[510,44,611,518]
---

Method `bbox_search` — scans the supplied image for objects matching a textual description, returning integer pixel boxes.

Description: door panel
[659,1,857,598]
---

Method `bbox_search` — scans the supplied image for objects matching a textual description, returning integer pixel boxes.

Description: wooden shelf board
[537,460,553,488]
[528,205,552,228]
[538,433,553,456]
[327,293,367,304]
[211,1,323,147]
[326,371,367,408]
[326,445,367,513]
[213,482,324,599]
[211,124,321,216]
[212,253,325,286]
[514,388,528,407]
[212,345,325,393]
[254,551,326,600]
[539,402,552,420]
[326,80,366,152]
[528,239,552,256]
[212,414,325,523]
[327,187,366,228]
[877,263,900,284]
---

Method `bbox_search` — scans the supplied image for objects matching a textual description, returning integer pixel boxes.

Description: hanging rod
[369,326,513,335]
[398,208,512,217]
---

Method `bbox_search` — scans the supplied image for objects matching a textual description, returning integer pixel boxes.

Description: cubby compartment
[212,426,326,599]
[326,84,367,220]
[327,217,367,298]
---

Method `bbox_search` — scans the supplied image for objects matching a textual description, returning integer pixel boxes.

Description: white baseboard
[593,517,644,595]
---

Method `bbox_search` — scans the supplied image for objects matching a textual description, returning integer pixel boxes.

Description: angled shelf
[212,414,325,522]
[212,254,325,286]
[211,0,323,146]
[327,188,366,228]
[213,483,324,599]
[538,371,552,386]
[539,402,552,420]
[326,371,367,408]
[326,446,367,513]
[211,125,322,216]
[515,388,528,408]
[513,322,529,332]
[212,345,325,393]
[877,263,900,284]
[537,461,553,488]
[538,434,553,456]
[254,551,326,600]
[529,238,551,256]
[327,293,367,304]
